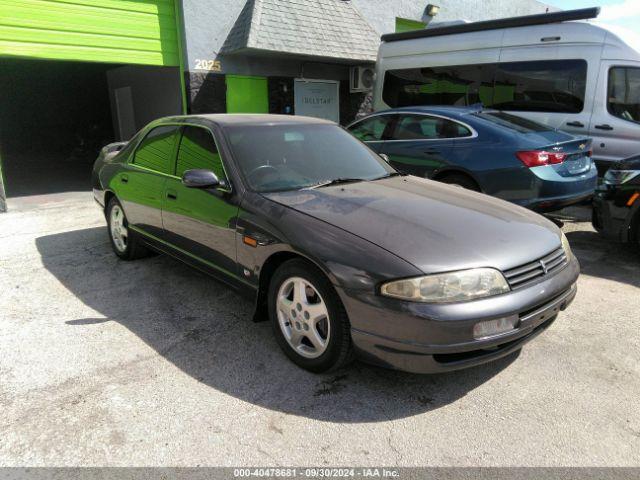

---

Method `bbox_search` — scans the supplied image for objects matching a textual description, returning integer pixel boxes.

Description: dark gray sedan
[92,114,578,374]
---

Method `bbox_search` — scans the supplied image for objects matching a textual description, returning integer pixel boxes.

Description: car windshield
[474,111,552,133]
[225,124,395,192]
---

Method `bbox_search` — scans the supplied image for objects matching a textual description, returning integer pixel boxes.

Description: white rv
[374,8,640,167]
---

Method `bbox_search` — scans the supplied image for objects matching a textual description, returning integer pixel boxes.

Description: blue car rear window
[474,112,551,133]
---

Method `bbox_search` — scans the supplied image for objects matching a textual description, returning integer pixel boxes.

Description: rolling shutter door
[0,0,179,66]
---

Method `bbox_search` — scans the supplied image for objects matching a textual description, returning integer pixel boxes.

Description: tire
[268,259,353,373]
[439,173,480,191]
[106,197,151,260]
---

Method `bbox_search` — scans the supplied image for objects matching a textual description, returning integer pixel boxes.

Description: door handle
[594,124,614,131]
[166,191,177,200]
[120,175,128,183]
[566,121,584,128]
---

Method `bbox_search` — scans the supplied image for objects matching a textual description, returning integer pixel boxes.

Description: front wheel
[106,197,151,260]
[268,259,353,373]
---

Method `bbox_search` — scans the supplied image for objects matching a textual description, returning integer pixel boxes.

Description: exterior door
[161,125,239,278]
[588,63,640,164]
[118,125,180,237]
[378,114,454,178]
[225,75,268,113]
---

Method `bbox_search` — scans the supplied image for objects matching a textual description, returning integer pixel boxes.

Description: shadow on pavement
[565,229,640,287]
[36,226,517,423]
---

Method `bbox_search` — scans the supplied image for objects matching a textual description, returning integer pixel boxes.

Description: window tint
[474,112,551,133]
[133,126,179,174]
[383,64,497,108]
[493,60,586,113]
[392,115,471,140]
[176,126,226,180]
[349,116,392,141]
[383,60,587,113]
[608,67,640,124]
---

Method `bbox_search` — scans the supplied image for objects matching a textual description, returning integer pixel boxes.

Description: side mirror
[379,153,390,163]
[182,169,220,189]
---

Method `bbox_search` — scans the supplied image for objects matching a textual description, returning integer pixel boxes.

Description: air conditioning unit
[350,66,375,93]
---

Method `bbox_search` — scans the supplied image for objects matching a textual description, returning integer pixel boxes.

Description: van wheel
[106,197,151,260]
[439,173,480,192]
[268,259,353,373]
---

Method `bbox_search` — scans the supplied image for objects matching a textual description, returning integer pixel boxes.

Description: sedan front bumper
[341,256,579,373]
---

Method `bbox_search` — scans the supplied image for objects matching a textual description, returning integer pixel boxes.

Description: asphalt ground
[1,193,639,466]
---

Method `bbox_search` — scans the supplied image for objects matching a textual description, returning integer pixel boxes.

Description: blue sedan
[347,106,597,212]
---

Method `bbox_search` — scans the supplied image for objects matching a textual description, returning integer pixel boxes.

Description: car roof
[159,114,335,127]
[374,105,483,118]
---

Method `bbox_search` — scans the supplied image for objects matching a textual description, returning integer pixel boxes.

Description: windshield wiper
[371,172,405,180]
[303,178,365,190]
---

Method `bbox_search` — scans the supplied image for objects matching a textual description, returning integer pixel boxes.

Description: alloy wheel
[109,204,128,253]
[276,276,330,359]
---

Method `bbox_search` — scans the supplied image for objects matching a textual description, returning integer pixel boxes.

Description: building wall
[179,0,557,124]
[180,0,556,73]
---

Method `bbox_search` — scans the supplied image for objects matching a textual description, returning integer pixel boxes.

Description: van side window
[383,60,587,114]
[383,64,497,108]
[493,60,586,113]
[133,126,180,174]
[176,126,227,181]
[608,67,640,124]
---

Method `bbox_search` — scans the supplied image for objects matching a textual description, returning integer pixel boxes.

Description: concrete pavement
[1,193,639,466]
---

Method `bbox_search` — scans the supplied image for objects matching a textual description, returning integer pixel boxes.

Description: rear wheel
[438,173,480,191]
[106,197,151,260]
[268,259,353,373]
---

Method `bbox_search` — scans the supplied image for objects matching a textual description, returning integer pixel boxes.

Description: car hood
[263,176,561,274]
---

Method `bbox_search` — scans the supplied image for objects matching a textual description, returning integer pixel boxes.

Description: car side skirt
[129,225,257,300]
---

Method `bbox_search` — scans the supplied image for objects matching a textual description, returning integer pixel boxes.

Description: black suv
[593,154,640,249]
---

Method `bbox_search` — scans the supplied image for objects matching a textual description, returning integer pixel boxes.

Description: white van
[373,8,640,168]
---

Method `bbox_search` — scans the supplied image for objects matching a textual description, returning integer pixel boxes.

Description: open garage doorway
[0,58,182,205]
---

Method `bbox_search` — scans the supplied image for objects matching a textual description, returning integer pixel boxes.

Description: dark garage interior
[0,58,117,198]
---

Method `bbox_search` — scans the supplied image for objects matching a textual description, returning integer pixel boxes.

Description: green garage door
[0,0,179,66]
[226,75,269,113]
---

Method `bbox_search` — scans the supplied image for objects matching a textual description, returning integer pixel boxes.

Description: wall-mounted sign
[294,79,340,123]
[194,59,222,72]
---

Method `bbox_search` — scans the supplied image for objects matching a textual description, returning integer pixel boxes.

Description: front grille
[503,247,567,290]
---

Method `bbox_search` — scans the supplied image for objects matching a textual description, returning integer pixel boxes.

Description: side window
[392,115,471,140]
[349,116,392,141]
[493,60,587,113]
[382,64,497,108]
[176,126,226,180]
[133,126,179,174]
[382,60,587,113]
[608,67,640,124]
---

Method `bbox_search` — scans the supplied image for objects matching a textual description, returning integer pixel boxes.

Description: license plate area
[565,155,590,175]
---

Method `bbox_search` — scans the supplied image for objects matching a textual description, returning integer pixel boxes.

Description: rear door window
[608,66,640,124]
[349,115,394,141]
[474,112,551,133]
[175,126,227,181]
[391,115,471,140]
[132,126,180,174]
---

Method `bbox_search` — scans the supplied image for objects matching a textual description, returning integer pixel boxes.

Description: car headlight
[603,169,640,185]
[561,231,572,259]
[380,268,510,303]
